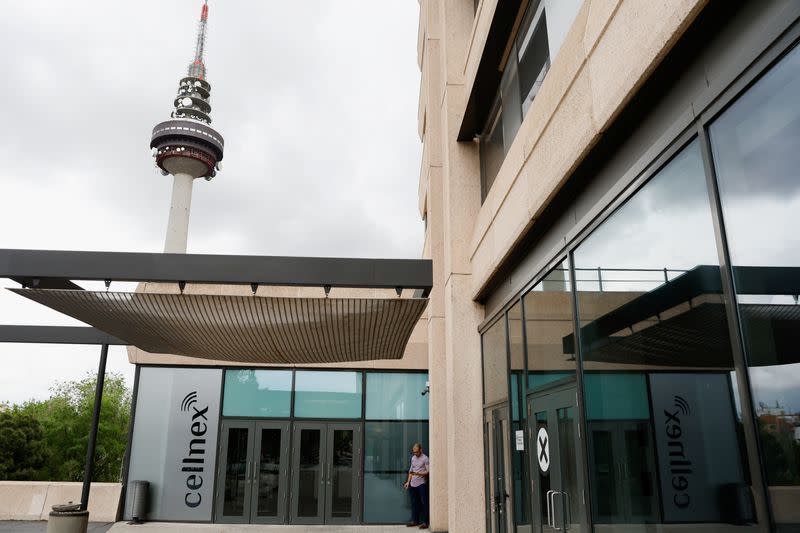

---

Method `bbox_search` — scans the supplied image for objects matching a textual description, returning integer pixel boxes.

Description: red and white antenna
[188,0,209,80]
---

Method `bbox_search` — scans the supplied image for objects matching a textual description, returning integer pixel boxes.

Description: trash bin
[126,480,149,523]
[46,502,88,533]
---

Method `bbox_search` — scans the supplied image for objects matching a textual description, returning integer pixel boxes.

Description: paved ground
[109,524,412,532]
[0,523,414,532]
[0,523,413,533]
[0,522,113,532]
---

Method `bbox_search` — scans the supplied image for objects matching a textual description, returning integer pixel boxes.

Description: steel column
[80,343,109,512]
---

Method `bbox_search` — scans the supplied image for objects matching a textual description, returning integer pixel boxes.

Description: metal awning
[0,248,433,363]
[10,289,428,364]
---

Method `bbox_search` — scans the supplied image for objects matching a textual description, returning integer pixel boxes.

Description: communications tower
[150,0,224,253]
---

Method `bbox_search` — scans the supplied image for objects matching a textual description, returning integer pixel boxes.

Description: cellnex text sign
[179,391,212,509]
[650,373,746,522]
[125,367,221,521]
[162,369,221,520]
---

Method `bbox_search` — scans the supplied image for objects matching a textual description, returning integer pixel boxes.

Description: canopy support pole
[80,343,109,512]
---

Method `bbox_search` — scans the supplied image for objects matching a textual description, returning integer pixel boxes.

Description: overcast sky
[0,1,423,405]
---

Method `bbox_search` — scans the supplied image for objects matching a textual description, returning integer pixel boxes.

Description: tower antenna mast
[149,0,224,254]
[189,0,209,80]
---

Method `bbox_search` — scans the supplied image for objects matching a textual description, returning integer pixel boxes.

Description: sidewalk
[0,523,113,533]
[108,524,412,533]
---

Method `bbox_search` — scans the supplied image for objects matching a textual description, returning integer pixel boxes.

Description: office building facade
[417,0,800,531]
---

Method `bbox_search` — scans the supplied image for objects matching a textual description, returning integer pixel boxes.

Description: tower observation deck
[150,0,224,253]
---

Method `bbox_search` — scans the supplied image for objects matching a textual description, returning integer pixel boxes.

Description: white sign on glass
[536,427,550,473]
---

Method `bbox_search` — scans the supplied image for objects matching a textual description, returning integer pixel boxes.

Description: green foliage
[0,372,131,482]
[0,408,46,480]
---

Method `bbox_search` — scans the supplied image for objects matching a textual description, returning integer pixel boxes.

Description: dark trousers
[410,482,429,525]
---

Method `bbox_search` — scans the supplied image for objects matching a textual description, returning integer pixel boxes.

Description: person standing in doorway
[404,442,429,529]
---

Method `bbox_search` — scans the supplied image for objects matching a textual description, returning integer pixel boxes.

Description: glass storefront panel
[364,472,415,523]
[223,369,292,418]
[365,373,429,420]
[483,317,509,405]
[508,301,530,527]
[363,421,429,523]
[294,371,362,418]
[573,140,754,526]
[710,43,800,526]
[523,259,575,393]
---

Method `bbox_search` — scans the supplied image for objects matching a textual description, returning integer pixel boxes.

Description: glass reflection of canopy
[563,265,800,368]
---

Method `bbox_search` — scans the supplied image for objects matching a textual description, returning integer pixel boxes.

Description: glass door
[290,422,362,525]
[251,421,290,524]
[489,407,514,533]
[215,420,290,524]
[528,386,582,532]
[215,420,255,523]
[587,421,658,524]
[325,423,362,524]
[291,423,326,524]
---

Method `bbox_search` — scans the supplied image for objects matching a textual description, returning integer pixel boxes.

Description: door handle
[546,490,555,528]
[563,491,571,530]
[245,460,251,482]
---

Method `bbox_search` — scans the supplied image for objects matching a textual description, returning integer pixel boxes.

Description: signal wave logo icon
[673,395,691,416]
[180,391,198,412]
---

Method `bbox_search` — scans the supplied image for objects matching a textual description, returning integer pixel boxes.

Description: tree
[0,408,46,480]
[17,372,131,482]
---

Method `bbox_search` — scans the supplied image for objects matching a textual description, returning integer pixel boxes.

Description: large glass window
[482,316,508,405]
[366,373,429,420]
[480,102,506,197]
[710,42,800,521]
[293,371,362,419]
[573,141,754,526]
[363,422,429,523]
[524,259,575,393]
[478,0,581,200]
[223,369,292,418]
[517,1,549,116]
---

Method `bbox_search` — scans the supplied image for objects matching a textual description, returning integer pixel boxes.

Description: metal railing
[542,267,691,292]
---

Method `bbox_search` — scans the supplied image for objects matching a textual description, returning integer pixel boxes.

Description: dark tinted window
[574,141,753,524]
[711,44,800,490]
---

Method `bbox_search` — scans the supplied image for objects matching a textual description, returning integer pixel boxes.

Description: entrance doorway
[528,384,581,532]
[215,420,363,525]
[290,422,362,525]
[486,406,514,533]
[214,420,290,524]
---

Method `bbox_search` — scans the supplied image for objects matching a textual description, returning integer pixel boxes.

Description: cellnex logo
[664,395,692,509]
[179,391,209,509]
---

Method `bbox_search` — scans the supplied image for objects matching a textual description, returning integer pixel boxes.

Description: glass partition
[294,371,362,419]
[363,421,429,523]
[573,140,754,527]
[223,370,292,418]
[710,42,800,526]
[366,373,429,420]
